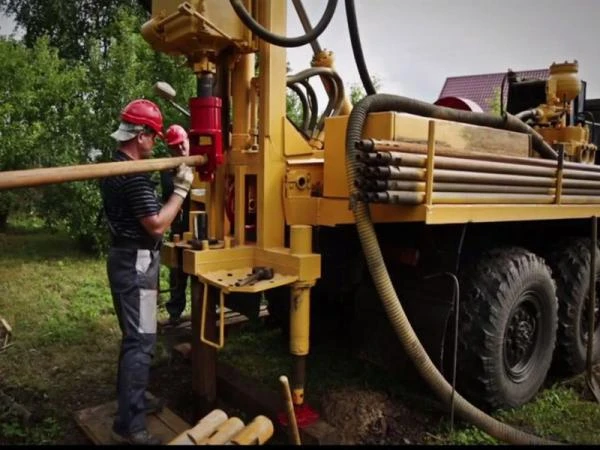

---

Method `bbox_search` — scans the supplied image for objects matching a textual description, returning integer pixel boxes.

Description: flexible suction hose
[345,93,561,445]
[229,0,338,48]
[345,0,376,95]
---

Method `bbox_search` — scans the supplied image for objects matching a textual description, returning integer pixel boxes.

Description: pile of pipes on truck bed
[354,138,600,205]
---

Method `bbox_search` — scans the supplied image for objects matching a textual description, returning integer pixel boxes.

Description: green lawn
[2,218,600,444]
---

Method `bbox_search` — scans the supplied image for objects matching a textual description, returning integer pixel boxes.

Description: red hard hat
[165,124,188,147]
[120,99,164,138]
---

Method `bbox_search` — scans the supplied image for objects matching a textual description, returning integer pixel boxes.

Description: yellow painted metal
[289,225,314,357]
[290,225,312,255]
[234,165,248,246]
[200,283,225,350]
[283,118,316,157]
[257,0,287,249]
[182,246,320,285]
[231,53,255,153]
[290,282,311,356]
[198,267,298,294]
[142,0,253,60]
[424,204,600,225]
[292,388,304,407]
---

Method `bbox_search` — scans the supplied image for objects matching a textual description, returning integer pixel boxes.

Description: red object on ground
[277,403,320,429]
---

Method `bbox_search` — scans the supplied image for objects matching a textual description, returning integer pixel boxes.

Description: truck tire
[456,247,558,410]
[544,238,600,375]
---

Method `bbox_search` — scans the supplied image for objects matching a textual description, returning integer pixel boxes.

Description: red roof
[438,69,549,113]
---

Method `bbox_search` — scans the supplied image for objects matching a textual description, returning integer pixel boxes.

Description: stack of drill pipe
[169,409,229,445]
[228,415,274,445]
[168,410,274,446]
[354,138,600,205]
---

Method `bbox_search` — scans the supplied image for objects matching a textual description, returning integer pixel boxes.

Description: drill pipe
[359,165,556,187]
[355,178,556,195]
[358,138,600,176]
[356,150,556,177]
[0,155,208,190]
[366,191,556,205]
[360,165,600,190]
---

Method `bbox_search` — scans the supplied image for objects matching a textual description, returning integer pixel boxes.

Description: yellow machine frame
[141,0,600,414]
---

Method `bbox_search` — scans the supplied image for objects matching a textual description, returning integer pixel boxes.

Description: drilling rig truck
[2,0,600,445]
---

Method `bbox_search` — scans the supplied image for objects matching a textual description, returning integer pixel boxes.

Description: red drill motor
[189,72,223,182]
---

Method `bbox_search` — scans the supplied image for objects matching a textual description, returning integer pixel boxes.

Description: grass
[3,217,600,444]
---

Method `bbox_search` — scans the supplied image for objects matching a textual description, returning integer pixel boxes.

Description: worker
[101,99,194,445]
[160,124,192,325]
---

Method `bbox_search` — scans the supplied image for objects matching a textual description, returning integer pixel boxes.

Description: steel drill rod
[358,138,600,175]
[563,188,600,196]
[0,155,208,190]
[357,147,600,182]
[368,191,556,205]
[360,165,557,187]
[356,178,557,195]
[357,150,556,177]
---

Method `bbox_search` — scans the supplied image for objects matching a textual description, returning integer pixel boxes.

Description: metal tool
[235,267,274,287]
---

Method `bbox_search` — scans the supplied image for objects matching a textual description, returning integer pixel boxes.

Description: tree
[0,5,195,251]
[0,0,146,61]
[0,36,87,230]
[39,7,196,253]
[349,75,382,106]
[487,87,502,116]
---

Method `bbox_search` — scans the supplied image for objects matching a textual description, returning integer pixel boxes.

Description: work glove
[173,164,194,199]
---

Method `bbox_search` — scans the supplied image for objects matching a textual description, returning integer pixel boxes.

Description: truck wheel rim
[504,291,541,383]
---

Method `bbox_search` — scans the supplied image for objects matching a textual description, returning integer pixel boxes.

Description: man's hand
[173,164,194,199]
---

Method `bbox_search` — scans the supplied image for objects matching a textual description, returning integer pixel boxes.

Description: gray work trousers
[107,247,160,434]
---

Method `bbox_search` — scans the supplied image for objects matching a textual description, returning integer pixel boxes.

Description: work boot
[111,428,162,445]
[144,392,165,415]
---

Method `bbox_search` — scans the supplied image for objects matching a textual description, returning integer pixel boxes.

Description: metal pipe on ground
[0,154,208,191]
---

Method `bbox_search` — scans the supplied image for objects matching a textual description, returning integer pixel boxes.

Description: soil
[0,323,443,446]
[320,388,439,445]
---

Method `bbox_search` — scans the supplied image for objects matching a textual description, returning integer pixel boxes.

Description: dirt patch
[320,388,437,445]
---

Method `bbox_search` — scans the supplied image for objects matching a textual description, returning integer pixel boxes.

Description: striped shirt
[100,151,161,243]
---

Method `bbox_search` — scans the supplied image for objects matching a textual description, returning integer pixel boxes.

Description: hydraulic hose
[229,0,338,48]
[345,0,376,95]
[515,109,539,122]
[300,80,319,133]
[287,82,310,132]
[345,93,561,445]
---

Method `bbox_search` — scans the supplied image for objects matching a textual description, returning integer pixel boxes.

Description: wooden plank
[73,393,190,445]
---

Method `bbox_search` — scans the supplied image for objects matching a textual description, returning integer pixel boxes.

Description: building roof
[438,69,549,113]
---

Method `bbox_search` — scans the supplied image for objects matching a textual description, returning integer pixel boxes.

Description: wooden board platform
[74,393,190,445]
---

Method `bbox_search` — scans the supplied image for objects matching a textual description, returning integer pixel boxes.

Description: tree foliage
[487,87,502,116]
[0,4,195,251]
[349,75,382,106]
[0,0,146,61]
